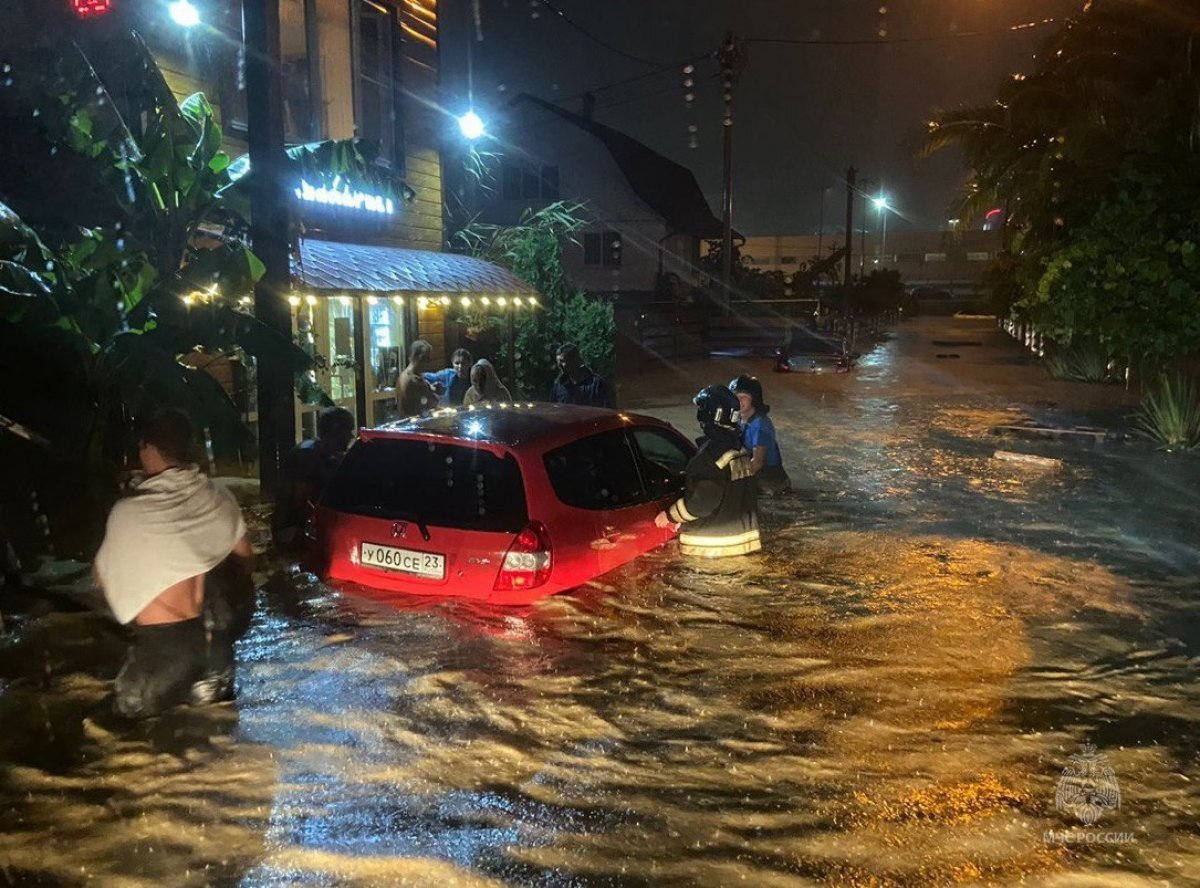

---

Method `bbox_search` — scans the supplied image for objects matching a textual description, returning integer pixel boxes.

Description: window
[924,252,947,262]
[631,428,694,500]
[780,256,798,265]
[324,438,528,533]
[544,430,645,510]
[280,0,315,141]
[353,0,397,164]
[584,231,622,267]
[967,251,991,262]
[500,162,560,200]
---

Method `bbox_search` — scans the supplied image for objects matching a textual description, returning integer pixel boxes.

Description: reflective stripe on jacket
[669,445,761,558]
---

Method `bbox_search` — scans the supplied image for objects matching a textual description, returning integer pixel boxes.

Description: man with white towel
[93,409,255,718]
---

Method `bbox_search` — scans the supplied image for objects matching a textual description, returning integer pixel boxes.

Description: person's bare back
[396,339,437,417]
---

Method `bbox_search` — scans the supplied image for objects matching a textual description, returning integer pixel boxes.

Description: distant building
[473,94,724,302]
[728,229,1004,296]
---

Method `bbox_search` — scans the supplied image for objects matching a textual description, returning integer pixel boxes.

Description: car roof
[363,403,677,450]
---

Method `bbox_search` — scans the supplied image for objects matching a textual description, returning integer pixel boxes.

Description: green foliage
[1021,155,1200,373]
[701,239,790,301]
[1042,339,1115,383]
[456,202,615,399]
[924,3,1200,367]
[1136,374,1200,450]
[0,33,404,543]
[979,252,1023,317]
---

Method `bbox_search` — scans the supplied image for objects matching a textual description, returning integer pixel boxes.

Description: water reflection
[1,319,1197,886]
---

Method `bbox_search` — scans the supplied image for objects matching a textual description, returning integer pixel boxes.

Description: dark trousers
[756,465,791,497]
[113,557,253,718]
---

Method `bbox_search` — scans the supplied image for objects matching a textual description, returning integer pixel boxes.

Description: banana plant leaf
[219,140,416,220]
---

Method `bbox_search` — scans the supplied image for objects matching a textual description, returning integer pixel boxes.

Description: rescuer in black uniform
[654,385,761,557]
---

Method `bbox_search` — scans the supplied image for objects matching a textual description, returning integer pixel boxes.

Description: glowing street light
[873,195,894,264]
[168,0,201,28]
[458,110,486,140]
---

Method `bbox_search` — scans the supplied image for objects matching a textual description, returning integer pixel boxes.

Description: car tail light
[494,521,552,591]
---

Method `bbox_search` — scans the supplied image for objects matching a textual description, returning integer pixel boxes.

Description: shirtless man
[94,409,254,718]
[396,339,438,418]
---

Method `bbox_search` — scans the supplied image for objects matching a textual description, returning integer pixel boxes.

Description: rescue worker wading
[655,385,761,557]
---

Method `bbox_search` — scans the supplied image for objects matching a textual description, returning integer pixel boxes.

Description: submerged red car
[311,404,697,605]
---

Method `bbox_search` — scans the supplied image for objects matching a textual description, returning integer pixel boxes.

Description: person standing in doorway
[730,375,791,496]
[397,339,438,418]
[551,343,614,408]
[423,347,473,407]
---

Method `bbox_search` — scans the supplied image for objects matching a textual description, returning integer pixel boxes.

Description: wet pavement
[2,316,1198,887]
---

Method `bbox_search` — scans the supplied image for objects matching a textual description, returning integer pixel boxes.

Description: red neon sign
[72,0,113,17]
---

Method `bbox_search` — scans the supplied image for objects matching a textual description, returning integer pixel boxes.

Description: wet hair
[451,348,472,363]
[136,408,197,465]
[556,342,581,361]
[317,405,354,438]
[410,339,433,361]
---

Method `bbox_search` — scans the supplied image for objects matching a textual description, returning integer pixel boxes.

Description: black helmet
[694,384,741,432]
[729,375,768,413]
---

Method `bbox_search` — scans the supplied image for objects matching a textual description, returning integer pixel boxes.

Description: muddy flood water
[2,317,1198,887]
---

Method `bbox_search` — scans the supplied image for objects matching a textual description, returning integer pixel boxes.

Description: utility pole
[244,0,294,495]
[816,185,827,260]
[842,166,856,292]
[717,32,744,305]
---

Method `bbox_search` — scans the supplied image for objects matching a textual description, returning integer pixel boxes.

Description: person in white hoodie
[93,409,254,718]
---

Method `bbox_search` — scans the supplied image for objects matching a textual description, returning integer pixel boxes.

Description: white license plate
[360,542,445,579]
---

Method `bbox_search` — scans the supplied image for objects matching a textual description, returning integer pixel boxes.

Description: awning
[292,239,536,297]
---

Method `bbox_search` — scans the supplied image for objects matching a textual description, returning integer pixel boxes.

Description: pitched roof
[513,94,725,240]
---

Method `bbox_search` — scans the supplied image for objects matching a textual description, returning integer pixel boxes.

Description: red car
[311,404,697,605]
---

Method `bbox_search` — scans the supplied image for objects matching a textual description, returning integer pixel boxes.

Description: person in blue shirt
[552,343,615,408]
[730,375,791,496]
[422,348,473,407]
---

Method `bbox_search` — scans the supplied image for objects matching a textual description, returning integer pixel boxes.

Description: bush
[1136,374,1200,450]
[1043,339,1115,383]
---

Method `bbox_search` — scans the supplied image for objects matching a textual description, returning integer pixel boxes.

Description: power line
[559,53,713,103]
[532,0,678,67]
[746,18,1061,47]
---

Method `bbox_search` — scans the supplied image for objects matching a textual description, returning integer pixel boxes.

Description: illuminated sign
[293,178,396,215]
[72,0,113,16]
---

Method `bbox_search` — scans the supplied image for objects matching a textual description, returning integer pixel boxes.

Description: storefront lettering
[293,178,396,215]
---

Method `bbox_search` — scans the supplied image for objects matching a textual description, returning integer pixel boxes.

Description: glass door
[364,295,406,426]
[327,296,360,427]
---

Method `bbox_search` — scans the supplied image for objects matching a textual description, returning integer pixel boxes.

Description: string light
[288,295,301,307]
[305,294,317,306]
[367,295,378,305]
[392,295,404,305]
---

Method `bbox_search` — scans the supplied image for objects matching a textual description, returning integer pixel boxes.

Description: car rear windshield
[322,438,528,533]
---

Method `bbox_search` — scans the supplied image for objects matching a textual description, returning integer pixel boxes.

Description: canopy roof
[292,239,536,296]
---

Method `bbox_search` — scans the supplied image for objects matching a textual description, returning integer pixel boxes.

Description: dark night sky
[442,0,1082,236]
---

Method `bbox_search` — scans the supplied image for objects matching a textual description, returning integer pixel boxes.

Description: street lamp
[873,195,891,264]
[168,0,201,28]
[458,110,485,141]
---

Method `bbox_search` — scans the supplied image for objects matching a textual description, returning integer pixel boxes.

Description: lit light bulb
[458,110,485,140]
[168,0,201,28]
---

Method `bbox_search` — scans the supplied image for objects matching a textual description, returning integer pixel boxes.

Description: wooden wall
[398,0,443,251]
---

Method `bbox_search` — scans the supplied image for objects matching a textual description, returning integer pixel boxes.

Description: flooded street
[2,317,1198,887]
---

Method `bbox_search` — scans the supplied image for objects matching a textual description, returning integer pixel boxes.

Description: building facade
[26,0,535,442]
[471,94,723,303]
[734,229,1004,296]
